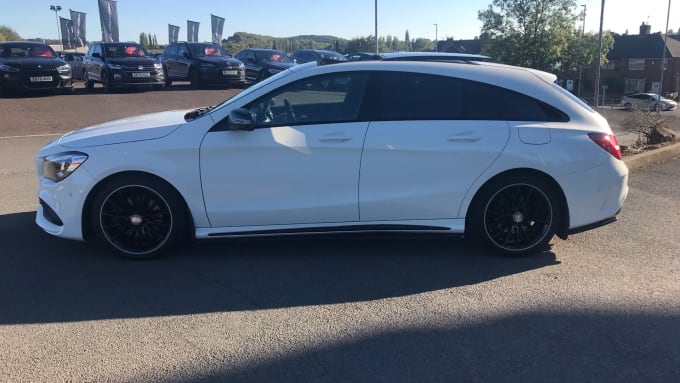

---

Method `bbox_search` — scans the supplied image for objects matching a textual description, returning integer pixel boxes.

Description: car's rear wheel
[90,175,188,259]
[623,102,632,110]
[469,174,560,256]
[163,67,172,87]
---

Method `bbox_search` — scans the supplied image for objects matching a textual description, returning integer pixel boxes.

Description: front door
[200,71,370,227]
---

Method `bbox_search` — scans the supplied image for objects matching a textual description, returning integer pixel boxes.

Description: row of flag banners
[59,0,226,49]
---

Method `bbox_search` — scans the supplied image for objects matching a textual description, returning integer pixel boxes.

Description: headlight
[0,64,20,73]
[200,62,216,69]
[57,64,71,73]
[238,63,245,69]
[42,152,88,182]
[108,64,123,70]
[154,63,162,70]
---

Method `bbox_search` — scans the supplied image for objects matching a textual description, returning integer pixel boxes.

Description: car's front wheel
[102,71,112,93]
[468,174,560,256]
[83,71,94,90]
[90,175,188,259]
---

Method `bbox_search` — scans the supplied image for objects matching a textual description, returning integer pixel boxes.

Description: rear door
[358,71,510,221]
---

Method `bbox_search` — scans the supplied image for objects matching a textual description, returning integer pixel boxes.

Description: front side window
[244,72,368,127]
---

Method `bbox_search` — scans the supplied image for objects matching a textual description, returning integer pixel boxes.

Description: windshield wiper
[184,106,214,121]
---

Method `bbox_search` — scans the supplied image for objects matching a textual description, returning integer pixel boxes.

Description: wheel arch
[81,170,194,241]
[464,168,570,240]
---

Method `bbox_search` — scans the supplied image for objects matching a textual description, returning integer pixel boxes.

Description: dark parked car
[59,52,85,80]
[234,48,295,83]
[161,42,246,89]
[83,41,164,92]
[290,49,348,64]
[0,41,73,96]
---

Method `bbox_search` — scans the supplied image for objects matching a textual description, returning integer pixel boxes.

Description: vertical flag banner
[187,20,200,42]
[168,24,180,44]
[59,17,75,49]
[70,10,87,48]
[98,0,119,42]
[211,14,225,44]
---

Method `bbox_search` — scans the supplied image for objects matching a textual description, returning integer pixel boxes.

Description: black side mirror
[92,52,101,58]
[227,108,255,131]
[182,51,190,58]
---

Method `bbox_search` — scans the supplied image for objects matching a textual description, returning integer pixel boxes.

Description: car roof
[0,41,51,46]
[379,51,490,61]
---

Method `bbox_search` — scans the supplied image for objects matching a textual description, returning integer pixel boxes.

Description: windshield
[105,43,148,57]
[256,50,291,64]
[190,44,230,57]
[1,44,57,58]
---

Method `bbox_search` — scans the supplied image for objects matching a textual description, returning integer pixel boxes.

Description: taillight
[588,133,621,160]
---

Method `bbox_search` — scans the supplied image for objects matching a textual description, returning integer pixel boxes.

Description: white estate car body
[36,60,628,258]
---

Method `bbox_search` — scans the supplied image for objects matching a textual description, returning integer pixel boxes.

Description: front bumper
[35,158,94,241]
[2,71,73,92]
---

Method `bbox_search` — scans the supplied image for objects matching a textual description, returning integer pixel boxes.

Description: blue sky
[2,0,679,45]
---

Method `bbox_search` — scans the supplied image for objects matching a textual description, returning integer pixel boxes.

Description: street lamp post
[577,4,586,98]
[434,23,438,52]
[593,0,605,108]
[659,0,672,114]
[375,0,378,54]
[50,5,63,51]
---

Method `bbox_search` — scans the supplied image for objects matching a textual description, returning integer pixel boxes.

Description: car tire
[83,71,94,90]
[468,174,560,256]
[257,71,268,83]
[190,70,201,89]
[163,68,172,87]
[90,174,188,259]
[623,102,632,110]
[102,71,112,93]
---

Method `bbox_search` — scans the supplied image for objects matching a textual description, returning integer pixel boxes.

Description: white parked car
[621,93,677,111]
[35,60,629,258]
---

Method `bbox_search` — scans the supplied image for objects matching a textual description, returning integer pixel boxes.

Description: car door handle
[319,134,353,142]
[447,133,481,143]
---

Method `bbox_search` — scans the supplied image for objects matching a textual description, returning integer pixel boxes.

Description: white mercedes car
[35,60,629,258]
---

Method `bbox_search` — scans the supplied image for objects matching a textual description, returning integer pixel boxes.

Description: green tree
[139,32,149,48]
[564,30,614,73]
[0,25,21,41]
[478,0,578,70]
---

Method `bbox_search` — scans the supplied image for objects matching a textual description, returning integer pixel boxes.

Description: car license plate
[29,76,53,82]
[132,72,150,78]
[222,70,238,76]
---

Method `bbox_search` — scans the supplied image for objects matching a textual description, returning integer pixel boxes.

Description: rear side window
[362,72,568,122]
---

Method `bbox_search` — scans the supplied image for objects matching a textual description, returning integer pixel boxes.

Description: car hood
[59,110,187,148]
[106,57,159,65]
[199,56,243,66]
[0,57,68,67]
[261,61,296,71]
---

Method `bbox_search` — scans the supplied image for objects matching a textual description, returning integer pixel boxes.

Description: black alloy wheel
[92,176,187,258]
[470,175,560,256]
